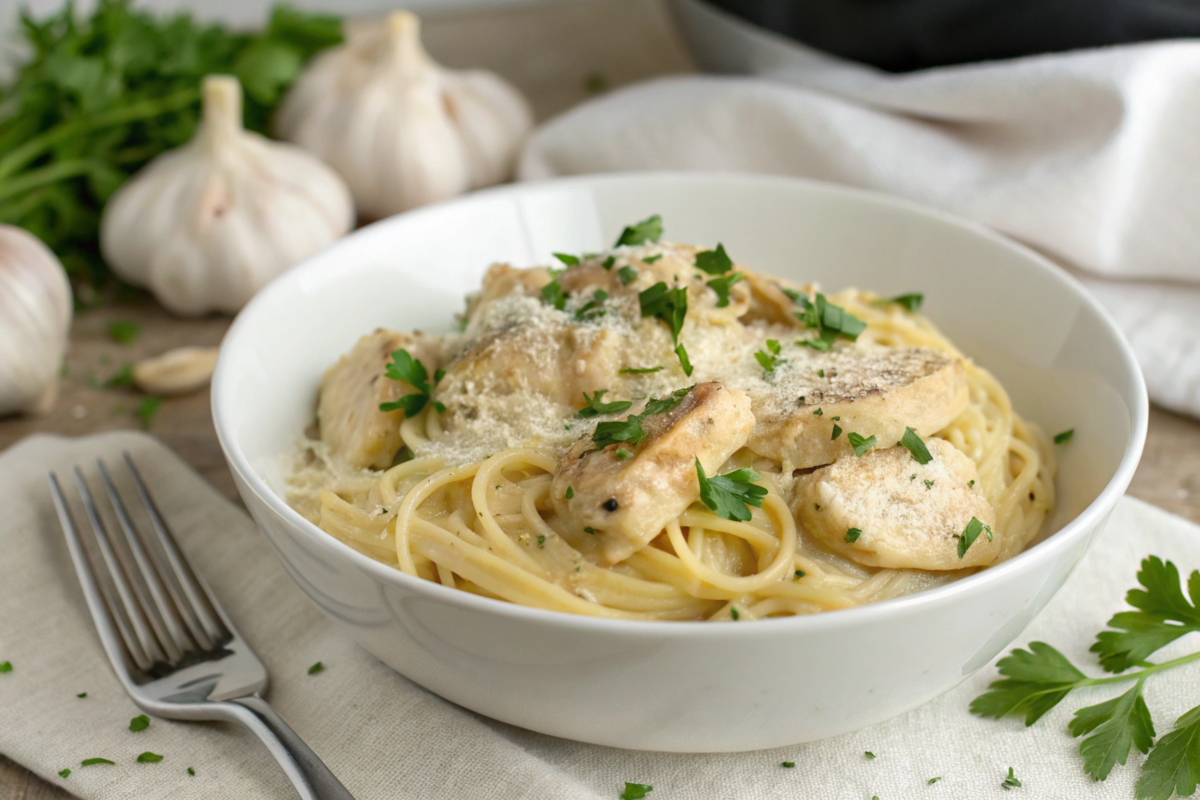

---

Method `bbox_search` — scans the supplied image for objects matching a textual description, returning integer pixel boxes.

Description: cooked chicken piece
[747,346,968,471]
[551,382,755,565]
[558,242,751,325]
[793,438,998,570]
[739,271,813,326]
[463,263,553,335]
[318,329,447,470]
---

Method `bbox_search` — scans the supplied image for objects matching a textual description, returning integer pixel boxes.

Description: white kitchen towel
[518,24,1200,418]
[1,431,1198,799]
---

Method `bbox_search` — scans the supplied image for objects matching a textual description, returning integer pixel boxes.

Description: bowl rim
[212,170,1149,638]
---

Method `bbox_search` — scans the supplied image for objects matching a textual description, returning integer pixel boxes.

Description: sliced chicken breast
[793,438,998,570]
[551,382,755,564]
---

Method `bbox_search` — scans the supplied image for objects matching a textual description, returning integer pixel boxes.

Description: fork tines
[49,453,230,676]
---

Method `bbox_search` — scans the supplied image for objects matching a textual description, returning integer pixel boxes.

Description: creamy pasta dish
[289,216,1055,621]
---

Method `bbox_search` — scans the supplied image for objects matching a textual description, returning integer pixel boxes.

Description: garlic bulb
[275,11,534,219]
[100,75,355,316]
[0,224,72,416]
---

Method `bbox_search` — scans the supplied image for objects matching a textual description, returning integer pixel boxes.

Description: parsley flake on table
[706,271,744,307]
[956,517,993,559]
[865,751,876,759]
[379,349,443,416]
[129,714,150,732]
[187,767,195,776]
[0,661,11,673]
[577,389,633,418]
[695,243,733,275]
[619,366,664,375]
[874,293,924,312]
[847,432,876,456]
[614,215,663,247]
[927,777,941,784]
[107,320,141,345]
[58,768,70,778]
[639,282,688,343]
[695,458,768,522]
[619,782,653,799]
[1054,429,1075,444]
[77,692,87,698]
[104,362,134,389]
[618,265,639,286]
[135,396,162,429]
[900,427,933,464]
[81,758,114,766]
[1001,767,1022,790]
[307,661,324,675]
[1091,556,1200,673]
[844,528,862,543]
[781,761,796,768]
[755,339,785,374]
[136,752,163,763]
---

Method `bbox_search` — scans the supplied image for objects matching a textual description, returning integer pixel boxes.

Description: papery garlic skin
[101,75,355,316]
[0,224,72,416]
[275,12,534,219]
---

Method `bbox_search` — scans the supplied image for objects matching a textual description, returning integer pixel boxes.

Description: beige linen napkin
[1,431,1198,799]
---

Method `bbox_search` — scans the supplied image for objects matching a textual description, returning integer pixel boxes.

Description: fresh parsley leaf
[1090,556,1200,673]
[108,320,141,345]
[308,661,324,675]
[129,714,150,731]
[797,329,837,351]
[136,751,163,763]
[1055,429,1075,444]
[618,265,638,285]
[1069,678,1155,781]
[542,274,568,310]
[639,282,688,343]
[136,395,162,429]
[875,293,924,311]
[81,758,115,766]
[1136,702,1200,800]
[696,458,767,522]
[0,661,10,673]
[619,782,653,800]
[577,390,632,419]
[553,252,580,266]
[707,272,743,307]
[845,528,862,543]
[795,293,867,344]
[900,427,932,464]
[379,349,439,416]
[755,339,785,374]
[675,343,693,377]
[58,768,70,778]
[970,641,1087,725]
[593,418,645,449]
[614,215,663,247]
[694,243,733,275]
[1001,767,1022,789]
[619,366,664,375]
[847,432,876,456]
[642,386,692,417]
[957,517,992,558]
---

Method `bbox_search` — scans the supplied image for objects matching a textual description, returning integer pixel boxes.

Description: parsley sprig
[639,282,691,374]
[576,390,633,419]
[972,557,1200,797]
[694,243,743,307]
[695,458,768,522]
[591,387,692,450]
[754,339,785,374]
[378,349,443,416]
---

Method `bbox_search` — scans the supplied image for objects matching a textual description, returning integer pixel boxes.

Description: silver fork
[48,453,354,800]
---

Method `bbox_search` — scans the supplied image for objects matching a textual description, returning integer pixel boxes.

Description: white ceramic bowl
[213,173,1147,752]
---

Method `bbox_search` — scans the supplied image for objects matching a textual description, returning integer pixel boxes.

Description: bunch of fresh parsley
[972,556,1200,799]
[0,0,342,290]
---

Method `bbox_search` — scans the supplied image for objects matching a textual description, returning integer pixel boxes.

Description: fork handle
[224,696,355,800]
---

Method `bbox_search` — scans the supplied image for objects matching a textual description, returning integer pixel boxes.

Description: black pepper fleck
[603,498,619,512]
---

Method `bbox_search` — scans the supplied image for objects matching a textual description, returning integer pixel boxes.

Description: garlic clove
[132,346,219,396]
[275,11,533,220]
[0,224,72,417]
[101,75,355,316]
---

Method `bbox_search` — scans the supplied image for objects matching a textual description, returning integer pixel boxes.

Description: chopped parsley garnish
[577,389,633,418]
[0,661,10,673]
[968,480,975,488]
[831,424,843,440]
[794,570,805,580]
[639,282,688,343]
[1054,429,1075,444]
[781,761,796,768]
[575,289,609,321]
[795,293,867,349]
[844,528,862,543]
[584,526,596,534]
[553,252,580,266]
[136,752,163,763]
[618,265,639,285]
[58,768,70,778]
[129,714,150,732]
[566,487,574,499]
[865,751,876,759]
[379,349,444,415]
[874,293,924,312]
[537,535,546,548]
[927,777,941,784]
[847,432,876,456]
[619,366,664,375]
[813,408,823,416]
[135,396,162,429]
[643,254,662,264]
[1001,767,1021,790]
[104,362,134,389]
[696,458,768,522]
[77,692,87,698]
[706,271,744,307]
[615,448,633,460]
[900,427,933,464]
[603,255,616,270]
[307,661,324,675]
[81,758,114,766]
[619,782,654,800]
[755,339,785,374]
[593,387,692,449]
[730,607,740,620]
[108,320,141,345]
[675,343,693,376]
[924,479,935,490]
[957,517,993,558]
[694,243,733,275]
[817,369,825,378]
[541,272,568,310]
[614,215,663,247]
[187,767,195,776]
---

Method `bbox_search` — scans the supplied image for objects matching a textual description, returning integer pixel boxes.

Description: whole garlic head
[101,75,355,316]
[275,11,534,219]
[0,224,72,416]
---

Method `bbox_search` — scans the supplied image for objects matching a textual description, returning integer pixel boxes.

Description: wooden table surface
[2,0,1198,797]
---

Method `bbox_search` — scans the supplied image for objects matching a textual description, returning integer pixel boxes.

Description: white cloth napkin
[517,35,1200,419]
[2,431,1198,799]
